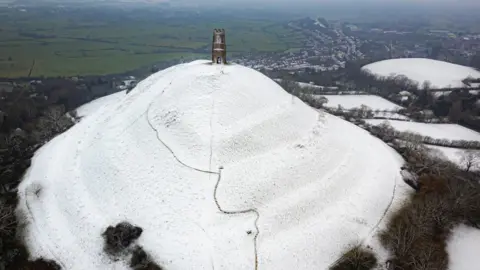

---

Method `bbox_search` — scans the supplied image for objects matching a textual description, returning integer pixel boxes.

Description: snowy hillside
[77,90,126,117]
[447,224,480,270]
[362,58,480,88]
[18,60,406,270]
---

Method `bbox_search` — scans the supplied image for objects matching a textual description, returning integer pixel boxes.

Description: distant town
[235,17,480,73]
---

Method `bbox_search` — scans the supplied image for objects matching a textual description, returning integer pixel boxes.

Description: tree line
[366,121,480,150]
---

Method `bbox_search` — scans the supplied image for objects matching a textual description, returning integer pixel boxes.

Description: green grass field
[0,8,304,78]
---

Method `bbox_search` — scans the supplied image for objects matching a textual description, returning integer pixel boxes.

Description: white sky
[5,0,480,9]
[175,0,478,4]
[168,0,480,8]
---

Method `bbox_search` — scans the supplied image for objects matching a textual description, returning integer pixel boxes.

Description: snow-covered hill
[362,58,480,88]
[76,90,126,117]
[18,60,407,270]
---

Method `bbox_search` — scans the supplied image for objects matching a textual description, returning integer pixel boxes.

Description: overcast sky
[4,0,479,6]
[165,0,480,9]
[4,0,480,9]
[171,0,478,4]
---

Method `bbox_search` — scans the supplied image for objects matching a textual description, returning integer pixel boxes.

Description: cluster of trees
[328,105,375,119]
[337,111,480,269]
[330,245,377,270]
[379,171,480,270]
[470,53,480,70]
[322,104,449,123]
[379,139,480,270]
[344,60,420,95]
[0,77,121,269]
[322,60,480,270]
[102,222,163,270]
[344,59,480,126]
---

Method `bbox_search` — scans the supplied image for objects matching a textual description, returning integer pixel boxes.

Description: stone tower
[212,29,227,64]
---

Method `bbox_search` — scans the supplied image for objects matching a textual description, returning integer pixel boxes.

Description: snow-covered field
[427,145,480,171]
[273,79,339,91]
[76,90,126,117]
[366,119,480,141]
[296,81,339,90]
[18,60,408,270]
[447,224,480,270]
[362,58,480,88]
[321,95,403,111]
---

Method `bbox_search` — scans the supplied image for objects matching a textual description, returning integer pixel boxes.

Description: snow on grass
[18,60,404,270]
[321,95,403,111]
[366,119,480,141]
[76,90,126,117]
[427,145,480,171]
[447,224,480,270]
[296,81,339,90]
[273,79,339,90]
[362,58,480,89]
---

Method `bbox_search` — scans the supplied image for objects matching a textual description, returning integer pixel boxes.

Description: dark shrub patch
[330,245,377,270]
[0,202,17,239]
[0,202,62,270]
[19,258,62,270]
[1,240,29,270]
[380,173,480,270]
[102,222,143,255]
[130,246,163,270]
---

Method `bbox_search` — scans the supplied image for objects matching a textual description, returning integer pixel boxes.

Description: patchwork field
[0,8,303,78]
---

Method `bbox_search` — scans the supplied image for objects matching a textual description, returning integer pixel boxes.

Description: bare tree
[458,150,480,172]
[449,101,463,123]
[422,80,432,90]
[278,80,300,95]
[40,105,72,133]
[0,201,16,237]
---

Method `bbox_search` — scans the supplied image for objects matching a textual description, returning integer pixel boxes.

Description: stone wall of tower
[212,29,227,64]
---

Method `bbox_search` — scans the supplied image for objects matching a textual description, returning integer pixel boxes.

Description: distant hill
[362,58,480,89]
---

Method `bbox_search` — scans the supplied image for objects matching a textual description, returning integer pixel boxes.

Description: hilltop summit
[19,60,404,269]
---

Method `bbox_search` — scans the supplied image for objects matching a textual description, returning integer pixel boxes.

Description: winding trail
[144,68,261,270]
[361,173,398,245]
[213,169,261,270]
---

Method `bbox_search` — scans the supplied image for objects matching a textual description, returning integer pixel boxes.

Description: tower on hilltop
[212,29,227,64]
